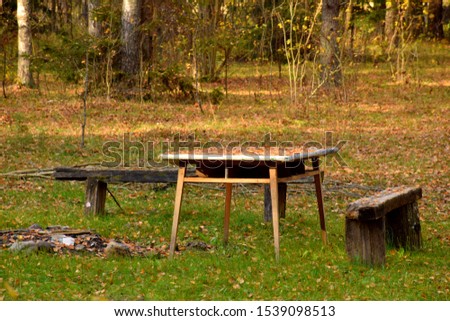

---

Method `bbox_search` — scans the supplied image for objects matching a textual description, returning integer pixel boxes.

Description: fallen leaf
[4,282,19,300]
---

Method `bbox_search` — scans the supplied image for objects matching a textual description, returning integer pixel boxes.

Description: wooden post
[385,201,421,250]
[84,178,107,215]
[345,217,386,266]
[264,183,287,222]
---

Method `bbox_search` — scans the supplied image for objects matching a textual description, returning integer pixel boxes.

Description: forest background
[0,0,449,301]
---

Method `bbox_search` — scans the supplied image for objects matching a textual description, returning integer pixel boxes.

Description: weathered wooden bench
[345,186,422,266]
[54,167,196,215]
[54,167,321,218]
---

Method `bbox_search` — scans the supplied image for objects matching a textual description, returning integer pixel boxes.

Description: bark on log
[85,178,107,215]
[345,216,386,266]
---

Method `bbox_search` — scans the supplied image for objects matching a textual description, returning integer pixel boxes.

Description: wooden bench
[54,167,321,218]
[54,167,196,215]
[345,186,422,266]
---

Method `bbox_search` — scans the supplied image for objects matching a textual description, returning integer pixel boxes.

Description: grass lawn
[0,41,449,301]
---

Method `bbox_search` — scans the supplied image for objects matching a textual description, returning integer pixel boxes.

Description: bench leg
[345,217,386,266]
[169,166,186,259]
[85,178,107,215]
[386,201,421,250]
[263,183,287,222]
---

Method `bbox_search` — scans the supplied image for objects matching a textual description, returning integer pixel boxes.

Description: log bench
[54,167,321,217]
[345,186,422,266]
[54,167,196,215]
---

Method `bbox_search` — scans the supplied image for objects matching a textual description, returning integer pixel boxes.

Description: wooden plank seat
[345,186,422,266]
[54,167,196,215]
[53,167,196,183]
[54,167,321,217]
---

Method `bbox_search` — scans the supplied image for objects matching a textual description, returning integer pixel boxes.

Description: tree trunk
[121,0,141,76]
[385,0,398,44]
[342,0,354,59]
[88,0,102,37]
[51,0,57,32]
[57,0,71,25]
[320,0,342,87]
[81,0,89,25]
[140,0,152,62]
[197,0,222,81]
[428,0,444,39]
[405,0,424,38]
[17,0,34,87]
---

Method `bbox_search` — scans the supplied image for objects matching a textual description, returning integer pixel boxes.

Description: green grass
[0,182,448,300]
[1,41,449,301]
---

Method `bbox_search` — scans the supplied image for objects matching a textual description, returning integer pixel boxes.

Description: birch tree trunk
[320,0,342,87]
[121,0,141,76]
[88,0,102,37]
[17,0,34,87]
